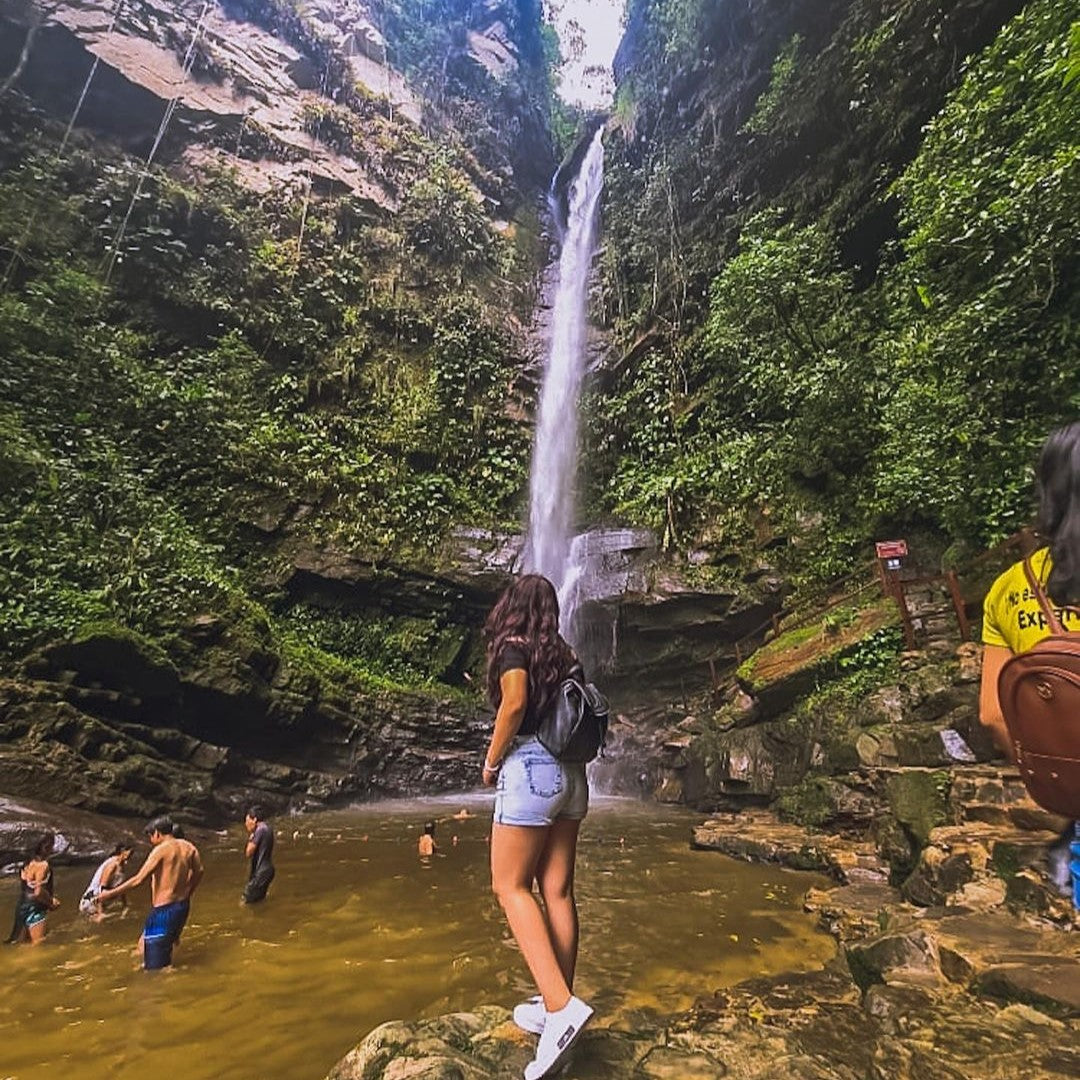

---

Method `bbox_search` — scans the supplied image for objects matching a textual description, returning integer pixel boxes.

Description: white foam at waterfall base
[522,128,605,645]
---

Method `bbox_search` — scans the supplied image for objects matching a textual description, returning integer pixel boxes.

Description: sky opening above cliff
[548,0,623,107]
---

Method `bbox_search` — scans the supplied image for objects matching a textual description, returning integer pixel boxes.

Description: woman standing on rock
[482,574,593,1080]
[7,832,60,944]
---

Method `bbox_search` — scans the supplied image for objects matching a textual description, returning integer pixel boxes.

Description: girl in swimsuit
[80,842,134,919]
[7,832,60,944]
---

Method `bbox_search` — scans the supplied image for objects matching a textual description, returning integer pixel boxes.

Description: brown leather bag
[996,558,1080,818]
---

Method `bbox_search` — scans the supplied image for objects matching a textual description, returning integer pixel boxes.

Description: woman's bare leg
[534,818,580,989]
[27,919,47,945]
[491,823,571,1012]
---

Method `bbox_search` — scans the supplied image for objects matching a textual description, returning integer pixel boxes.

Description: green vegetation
[0,0,550,676]
[735,602,900,693]
[741,34,802,135]
[594,0,1080,584]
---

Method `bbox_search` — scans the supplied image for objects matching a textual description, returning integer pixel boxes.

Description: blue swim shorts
[493,737,589,827]
[143,899,190,970]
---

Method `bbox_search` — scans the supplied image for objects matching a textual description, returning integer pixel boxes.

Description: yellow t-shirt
[981,547,1080,653]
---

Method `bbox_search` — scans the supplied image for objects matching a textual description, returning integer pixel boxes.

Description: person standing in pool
[242,806,275,904]
[418,821,437,858]
[79,841,134,919]
[482,574,594,1080]
[97,816,203,970]
[7,833,60,944]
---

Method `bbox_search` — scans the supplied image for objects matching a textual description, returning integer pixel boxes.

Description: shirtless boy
[418,820,437,858]
[98,816,204,970]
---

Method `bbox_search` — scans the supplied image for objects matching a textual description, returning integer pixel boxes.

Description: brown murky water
[0,797,834,1080]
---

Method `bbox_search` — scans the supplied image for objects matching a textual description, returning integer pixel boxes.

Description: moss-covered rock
[885,768,951,847]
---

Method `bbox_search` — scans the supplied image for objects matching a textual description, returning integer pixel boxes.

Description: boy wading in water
[243,806,275,903]
[98,816,203,970]
[418,821,437,858]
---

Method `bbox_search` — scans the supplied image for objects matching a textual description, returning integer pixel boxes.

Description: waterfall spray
[523,129,605,641]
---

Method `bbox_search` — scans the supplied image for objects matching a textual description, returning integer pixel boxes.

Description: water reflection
[0,797,834,1079]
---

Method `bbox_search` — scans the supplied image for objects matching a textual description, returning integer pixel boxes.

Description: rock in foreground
[328,959,1080,1079]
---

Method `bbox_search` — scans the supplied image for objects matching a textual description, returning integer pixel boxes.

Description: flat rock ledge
[328,956,1080,1079]
[329,812,1080,1080]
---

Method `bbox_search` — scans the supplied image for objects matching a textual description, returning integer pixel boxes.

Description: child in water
[417,821,437,858]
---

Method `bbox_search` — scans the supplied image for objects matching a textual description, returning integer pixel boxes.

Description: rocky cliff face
[1,617,490,827]
[0,0,552,211]
[0,0,562,822]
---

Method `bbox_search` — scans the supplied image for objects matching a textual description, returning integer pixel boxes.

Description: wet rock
[692,811,889,882]
[951,766,1069,833]
[846,926,946,989]
[901,820,1063,907]
[901,842,977,906]
[803,882,910,941]
[955,641,982,683]
[0,793,141,868]
[977,961,1080,1018]
[884,768,951,846]
[328,949,1080,1078]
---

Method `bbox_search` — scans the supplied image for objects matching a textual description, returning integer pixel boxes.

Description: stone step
[950,764,1071,834]
[693,812,890,884]
[901,819,1069,911]
[846,910,1080,1018]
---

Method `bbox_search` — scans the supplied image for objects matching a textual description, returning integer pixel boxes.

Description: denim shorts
[493,737,589,826]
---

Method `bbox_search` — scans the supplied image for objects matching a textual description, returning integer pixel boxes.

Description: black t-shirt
[249,821,274,876]
[496,642,578,737]
[498,644,539,736]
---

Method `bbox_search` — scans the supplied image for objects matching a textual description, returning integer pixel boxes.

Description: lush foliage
[0,71,534,667]
[594,0,1080,580]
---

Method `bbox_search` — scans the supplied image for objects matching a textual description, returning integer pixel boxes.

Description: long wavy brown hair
[484,574,575,716]
[1038,420,1080,606]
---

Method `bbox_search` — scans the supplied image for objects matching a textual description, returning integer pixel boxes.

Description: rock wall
[0,0,553,210]
[1,619,490,827]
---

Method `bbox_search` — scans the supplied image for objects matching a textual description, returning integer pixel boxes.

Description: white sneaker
[523,995,593,1080]
[513,994,545,1035]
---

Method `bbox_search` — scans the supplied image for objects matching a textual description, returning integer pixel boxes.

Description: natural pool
[0,796,835,1080]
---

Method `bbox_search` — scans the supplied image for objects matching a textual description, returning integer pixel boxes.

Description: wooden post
[889,571,917,650]
[946,570,971,641]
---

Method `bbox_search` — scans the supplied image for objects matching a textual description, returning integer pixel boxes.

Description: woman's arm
[99,847,160,903]
[483,669,528,785]
[978,644,1016,761]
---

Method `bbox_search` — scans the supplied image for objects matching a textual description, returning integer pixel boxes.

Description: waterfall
[522,129,605,643]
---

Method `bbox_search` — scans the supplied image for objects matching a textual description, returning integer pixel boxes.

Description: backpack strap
[1022,557,1066,635]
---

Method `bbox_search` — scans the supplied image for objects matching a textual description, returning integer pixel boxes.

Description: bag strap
[1023,557,1067,634]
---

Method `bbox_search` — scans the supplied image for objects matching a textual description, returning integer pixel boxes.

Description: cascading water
[522,128,605,642]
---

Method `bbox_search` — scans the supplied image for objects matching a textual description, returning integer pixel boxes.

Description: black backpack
[537,663,610,763]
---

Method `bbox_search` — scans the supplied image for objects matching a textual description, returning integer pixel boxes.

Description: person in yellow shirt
[979,421,1080,908]
[980,421,1080,757]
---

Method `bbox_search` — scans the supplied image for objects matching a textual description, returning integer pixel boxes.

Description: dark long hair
[1038,420,1080,606]
[484,574,574,717]
[31,833,55,860]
